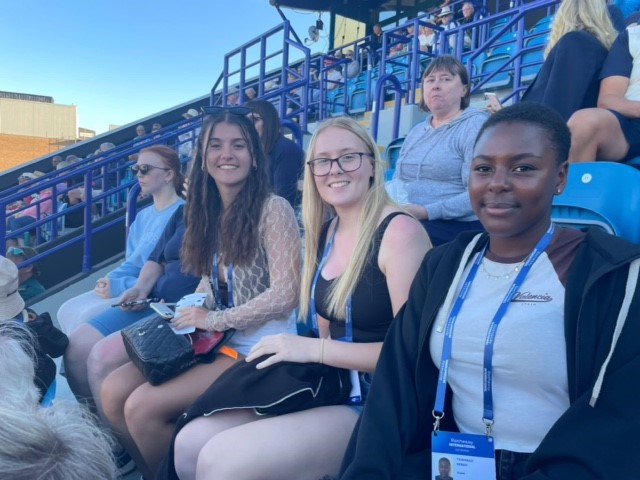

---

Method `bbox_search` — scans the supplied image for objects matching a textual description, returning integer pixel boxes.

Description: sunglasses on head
[201,106,253,116]
[130,164,171,175]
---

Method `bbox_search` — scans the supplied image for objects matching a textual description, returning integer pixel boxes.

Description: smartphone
[150,302,176,320]
[111,298,159,308]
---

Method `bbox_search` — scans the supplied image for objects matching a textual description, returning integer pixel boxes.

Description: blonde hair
[299,117,394,321]
[545,0,617,58]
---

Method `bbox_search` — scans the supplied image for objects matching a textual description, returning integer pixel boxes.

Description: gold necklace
[480,258,524,280]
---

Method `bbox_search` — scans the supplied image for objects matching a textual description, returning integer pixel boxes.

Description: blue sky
[1,0,326,134]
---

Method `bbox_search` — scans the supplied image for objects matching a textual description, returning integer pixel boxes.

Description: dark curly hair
[181,111,271,274]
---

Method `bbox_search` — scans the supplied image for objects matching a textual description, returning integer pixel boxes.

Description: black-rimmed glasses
[131,164,171,175]
[201,106,253,116]
[307,152,372,176]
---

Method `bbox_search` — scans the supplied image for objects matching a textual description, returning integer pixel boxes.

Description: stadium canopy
[270,0,432,26]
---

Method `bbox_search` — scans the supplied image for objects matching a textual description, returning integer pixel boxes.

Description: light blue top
[107,198,184,297]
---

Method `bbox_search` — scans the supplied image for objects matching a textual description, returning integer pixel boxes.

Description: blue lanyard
[212,253,234,308]
[433,224,555,434]
[310,219,353,341]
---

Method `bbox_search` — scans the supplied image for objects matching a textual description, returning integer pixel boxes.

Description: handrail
[2,118,201,274]
[371,73,404,142]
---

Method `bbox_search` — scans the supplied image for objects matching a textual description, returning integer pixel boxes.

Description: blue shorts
[608,109,640,160]
[88,307,156,336]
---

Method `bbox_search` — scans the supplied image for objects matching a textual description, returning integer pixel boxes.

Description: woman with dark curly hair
[99,108,302,479]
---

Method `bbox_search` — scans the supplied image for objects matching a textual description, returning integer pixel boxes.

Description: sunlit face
[310,127,374,211]
[135,151,172,195]
[422,68,467,117]
[462,3,474,18]
[470,122,567,243]
[136,126,145,136]
[205,122,254,196]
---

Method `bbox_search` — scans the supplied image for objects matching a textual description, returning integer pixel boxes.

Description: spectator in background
[568,22,640,162]
[6,246,44,301]
[419,19,437,53]
[246,99,305,208]
[487,0,617,122]
[459,2,481,49]
[344,49,361,79]
[178,109,200,164]
[135,124,146,139]
[370,22,384,64]
[152,122,162,133]
[244,86,257,101]
[227,87,240,106]
[326,65,343,90]
[0,257,68,401]
[51,154,63,172]
[436,7,458,52]
[392,55,488,245]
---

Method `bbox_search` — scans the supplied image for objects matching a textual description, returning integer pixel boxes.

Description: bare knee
[100,372,129,424]
[568,109,601,142]
[123,385,165,435]
[174,427,202,480]
[64,326,98,364]
[86,335,125,389]
[196,436,244,479]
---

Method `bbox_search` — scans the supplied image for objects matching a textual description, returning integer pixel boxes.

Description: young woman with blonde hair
[169,116,431,480]
[487,0,618,120]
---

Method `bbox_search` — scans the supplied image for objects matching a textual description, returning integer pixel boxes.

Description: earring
[201,159,206,172]
[556,188,561,194]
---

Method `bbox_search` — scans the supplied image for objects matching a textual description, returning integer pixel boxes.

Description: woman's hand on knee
[246,334,319,368]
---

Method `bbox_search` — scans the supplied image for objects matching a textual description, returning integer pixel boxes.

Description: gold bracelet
[319,338,325,364]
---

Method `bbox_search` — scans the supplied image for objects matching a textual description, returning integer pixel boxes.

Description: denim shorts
[608,109,640,160]
[88,307,156,336]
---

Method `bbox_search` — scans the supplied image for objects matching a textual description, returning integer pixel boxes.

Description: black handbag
[121,316,235,386]
[121,316,195,386]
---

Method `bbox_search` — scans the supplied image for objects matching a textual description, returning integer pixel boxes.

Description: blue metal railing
[2,116,202,272]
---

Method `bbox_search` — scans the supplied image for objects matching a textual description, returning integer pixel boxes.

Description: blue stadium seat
[533,15,554,31]
[488,17,511,37]
[385,137,405,176]
[330,90,346,116]
[480,54,512,90]
[350,88,367,113]
[489,32,517,56]
[552,162,640,243]
[520,49,544,84]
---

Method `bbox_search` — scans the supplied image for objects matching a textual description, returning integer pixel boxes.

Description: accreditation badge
[431,431,496,480]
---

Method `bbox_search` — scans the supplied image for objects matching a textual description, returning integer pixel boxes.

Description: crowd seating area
[4,0,640,298]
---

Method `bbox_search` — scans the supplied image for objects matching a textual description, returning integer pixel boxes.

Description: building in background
[0,91,94,171]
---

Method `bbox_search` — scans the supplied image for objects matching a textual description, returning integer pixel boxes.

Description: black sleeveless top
[314,212,407,343]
